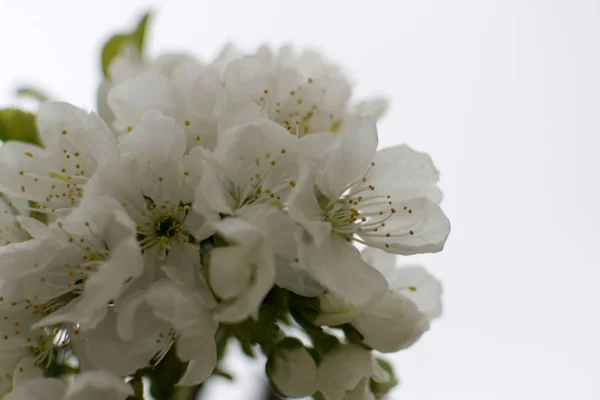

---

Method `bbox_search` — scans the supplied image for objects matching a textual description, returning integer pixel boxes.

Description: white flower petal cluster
[0,44,450,398]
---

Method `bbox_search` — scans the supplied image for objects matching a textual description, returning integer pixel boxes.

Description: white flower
[4,371,133,400]
[125,279,219,386]
[26,195,143,331]
[316,248,441,353]
[363,247,443,319]
[0,195,144,384]
[77,303,172,377]
[267,338,318,398]
[350,292,430,353]
[286,116,450,306]
[85,110,216,274]
[0,102,117,216]
[195,116,306,218]
[107,57,223,151]
[105,44,387,154]
[222,45,353,136]
[207,215,276,323]
[234,204,325,298]
[316,345,388,400]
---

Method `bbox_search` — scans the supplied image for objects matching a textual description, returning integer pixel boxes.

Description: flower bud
[267,338,318,398]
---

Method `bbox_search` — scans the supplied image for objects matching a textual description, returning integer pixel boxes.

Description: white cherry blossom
[4,371,133,400]
[316,345,388,400]
[267,338,318,398]
[0,102,117,216]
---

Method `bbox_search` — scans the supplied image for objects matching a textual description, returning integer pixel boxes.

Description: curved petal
[108,70,185,127]
[352,292,429,353]
[119,111,186,168]
[4,378,66,400]
[86,306,169,377]
[359,197,450,255]
[387,267,443,320]
[304,235,387,307]
[12,356,43,387]
[315,117,378,199]
[176,338,217,386]
[367,144,443,204]
[65,371,133,400]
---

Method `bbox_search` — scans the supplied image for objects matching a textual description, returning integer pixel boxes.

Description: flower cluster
[0,45,450,399]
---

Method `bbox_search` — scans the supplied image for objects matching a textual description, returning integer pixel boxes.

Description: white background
[1,0,599,399]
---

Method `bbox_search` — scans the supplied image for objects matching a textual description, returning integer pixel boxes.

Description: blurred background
[1,0,599,399]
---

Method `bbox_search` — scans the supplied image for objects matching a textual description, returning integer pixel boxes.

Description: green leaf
[101,12,151,77]
[0,108,40,145]
[16,86,50,102]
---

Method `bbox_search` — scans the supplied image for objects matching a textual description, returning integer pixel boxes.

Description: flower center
[321,165,400,243]
[253,82,343,137]
[137,195,196,259]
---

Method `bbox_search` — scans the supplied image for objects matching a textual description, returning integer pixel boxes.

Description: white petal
[342,378,375,400]
[0,236,63,279]
[176,338,217,386]
[65,370,133,400]
[367,144,442,204]
[304,235,388,307]
[213,94,267,135]
[234,204,297,259]
[286,168,332,247]
[354,97,389,120]
[388,267,443,320]
[359,197,450,255]
[223,56,273,102]
[195,163,235,216]
[4,378,66,400]
[352,291,429,353]
[360,247,397,277]
[317,345,373,400]
[145,280,218,339]
[315,293,364,326]
[212,119,297,191]
[34,237,143,330]
[37,102,116,166]
[209,246,252,300]
[14,216,49,240]
[87,306,169,377]
[297,131,335,165]
[269,343,318,398]
[108,70,185,127]
[316,117,378,199]
[212,217,276,322]
[37,102,92,149]
[12,357,43,387]
[119,111,186,168]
